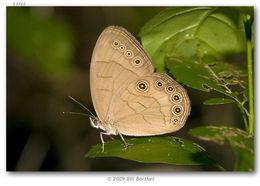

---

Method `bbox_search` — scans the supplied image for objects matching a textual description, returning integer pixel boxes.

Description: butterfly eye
[170,93,182,103]
[132,57,143,67]
[112,40,120,49]
[124,50,133,59]
[165,85,175,94]
[172,105,183,115]
[136,80,149,92]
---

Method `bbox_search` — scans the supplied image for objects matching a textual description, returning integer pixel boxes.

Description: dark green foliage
[189,126,253,171]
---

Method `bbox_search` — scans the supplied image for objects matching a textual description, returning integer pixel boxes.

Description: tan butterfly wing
[90,26,154,122]
[111,73,190,136]
[90,26,190,136]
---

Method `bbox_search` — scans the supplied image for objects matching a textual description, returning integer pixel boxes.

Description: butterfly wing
[110,73,191,136]
[90,26,154,122]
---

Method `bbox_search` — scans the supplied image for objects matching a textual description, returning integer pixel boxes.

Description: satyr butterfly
[87,26,191,152]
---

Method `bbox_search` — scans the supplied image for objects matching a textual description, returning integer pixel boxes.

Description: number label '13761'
[12,2,26,6]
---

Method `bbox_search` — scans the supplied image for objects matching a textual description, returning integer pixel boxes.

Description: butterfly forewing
[90,26,154,122]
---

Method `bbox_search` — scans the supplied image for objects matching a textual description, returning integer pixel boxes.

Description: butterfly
[89,26,190,152]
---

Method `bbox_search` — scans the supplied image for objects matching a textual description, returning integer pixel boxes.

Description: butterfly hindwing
[110,73,190,136]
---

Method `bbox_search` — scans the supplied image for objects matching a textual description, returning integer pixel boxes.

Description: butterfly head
[89,116,118,135]
[89,116,102,129]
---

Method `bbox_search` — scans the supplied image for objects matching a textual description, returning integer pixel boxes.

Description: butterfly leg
[118,132,132,150]
[100,132,111,153]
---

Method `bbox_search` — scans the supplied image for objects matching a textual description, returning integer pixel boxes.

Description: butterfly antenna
[62,111,92,117]
[68,96,95,117]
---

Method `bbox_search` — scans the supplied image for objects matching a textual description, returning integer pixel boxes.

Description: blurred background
[7,7,244,171]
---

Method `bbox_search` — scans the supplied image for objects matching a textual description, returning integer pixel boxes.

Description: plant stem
[245,14,254,134]
[247,39,254,134]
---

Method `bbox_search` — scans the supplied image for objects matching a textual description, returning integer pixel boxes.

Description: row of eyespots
[170,106,183,126]
[135,79,184,119]
[154,79,175,93]
[137,79,183,103]
[155,79,182,101]
[111,40,144,67]
[171,89,183,116]
[154,79,184,117]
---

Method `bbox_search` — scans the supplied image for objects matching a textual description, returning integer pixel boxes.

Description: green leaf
[86,136,220,167]
[203,98,235,105]
[7,8,74,74]
[139,7,245,71]
[189,126,254,171]
[165,56,247,103]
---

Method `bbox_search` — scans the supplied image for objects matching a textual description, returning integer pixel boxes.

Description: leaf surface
[189,126,254,171]
[203,98,235,105]
[139,7,245,71]
[86,136,219,167]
